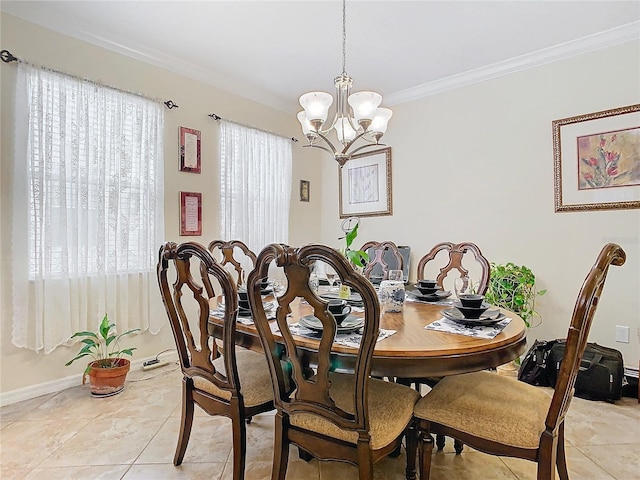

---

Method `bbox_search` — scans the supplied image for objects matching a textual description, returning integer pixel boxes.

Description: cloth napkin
[425,317,512,339]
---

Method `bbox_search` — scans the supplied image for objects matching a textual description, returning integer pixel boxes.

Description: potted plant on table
[65,313,139,397]
[485,262,546,375]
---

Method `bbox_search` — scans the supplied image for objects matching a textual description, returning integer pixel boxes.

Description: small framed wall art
[300,180,310,202]
[339,147,393,218]
[180,191,202,236]
[179,126,201,173]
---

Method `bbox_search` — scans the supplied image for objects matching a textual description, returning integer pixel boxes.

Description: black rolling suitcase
[548,340,624,402]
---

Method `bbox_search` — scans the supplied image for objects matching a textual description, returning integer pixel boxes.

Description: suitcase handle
[579,353,603,372]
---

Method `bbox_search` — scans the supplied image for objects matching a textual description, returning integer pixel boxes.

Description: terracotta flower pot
[84,358,130,397]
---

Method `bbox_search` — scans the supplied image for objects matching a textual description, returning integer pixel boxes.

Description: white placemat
[425,317,512,339]
[210,301,277,325]
[272,321,395,348]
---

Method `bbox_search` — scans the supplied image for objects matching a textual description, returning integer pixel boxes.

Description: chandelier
[296,0,392,167]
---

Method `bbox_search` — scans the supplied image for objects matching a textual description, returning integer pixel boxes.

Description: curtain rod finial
[1,50,18,63]
[209,113,222,121]
[164,100,179,109]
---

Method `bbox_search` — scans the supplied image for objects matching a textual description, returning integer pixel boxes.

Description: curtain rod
[1,49,179,109]
[209,113,298,143]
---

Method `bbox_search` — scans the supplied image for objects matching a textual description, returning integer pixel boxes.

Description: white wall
[0,13,323,398]
[319,41,640,367]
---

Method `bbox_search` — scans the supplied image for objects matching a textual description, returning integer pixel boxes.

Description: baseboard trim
[0,356,153,407]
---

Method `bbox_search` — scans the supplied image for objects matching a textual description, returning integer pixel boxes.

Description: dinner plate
[299,314,364,333]
[320,292,363,306]
[411,290,451,302]
[441,308,505,326]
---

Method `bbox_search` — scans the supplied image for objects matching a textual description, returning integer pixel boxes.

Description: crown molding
[385,22,640,106]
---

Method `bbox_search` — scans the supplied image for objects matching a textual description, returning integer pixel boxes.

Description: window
[12,64,165,353]
[219,120,292,254]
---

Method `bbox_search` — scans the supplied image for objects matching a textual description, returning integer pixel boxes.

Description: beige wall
[0,14,322,397]
[319,40,640,366]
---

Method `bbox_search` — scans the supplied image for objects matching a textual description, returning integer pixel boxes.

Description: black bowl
[455,304,489,319]
[418,279,437,288]
[416,285,439,295]
[459,294,485,308]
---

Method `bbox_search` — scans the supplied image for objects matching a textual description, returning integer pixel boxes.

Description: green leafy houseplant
[342,222,369,268]
[485,262,546,328]
[65,313,139,375]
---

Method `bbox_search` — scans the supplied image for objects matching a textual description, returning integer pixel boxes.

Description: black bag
[517,339,558,386]
[548,341,624,401]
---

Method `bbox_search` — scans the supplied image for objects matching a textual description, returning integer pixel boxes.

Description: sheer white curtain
[219,120,292,256]
[12,63,165,354]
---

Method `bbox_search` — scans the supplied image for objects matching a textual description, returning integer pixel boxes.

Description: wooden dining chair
[409,241,491,452]
[247,243,421,480]
[360,240,405,283]
[202,240,257,298]
[414,243,626,480]
[416,241,490,294]
[157,241,275,480]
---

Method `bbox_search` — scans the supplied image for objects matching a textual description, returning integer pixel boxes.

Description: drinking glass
[454,277,473,298]
[388,269,403,282]
[325,265,337,290]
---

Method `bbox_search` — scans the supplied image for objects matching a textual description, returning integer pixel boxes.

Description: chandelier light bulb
[369,108,393,134]
[299,92,333,127]
[348,91,382,126]
[335,117,357,143]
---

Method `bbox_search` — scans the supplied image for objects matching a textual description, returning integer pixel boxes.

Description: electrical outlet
[615,325,630,343]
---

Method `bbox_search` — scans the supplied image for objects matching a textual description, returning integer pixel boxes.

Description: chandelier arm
[346,142,387,157]
[311,130,339,155]
[303,144,336,156]
[339,129,374,154]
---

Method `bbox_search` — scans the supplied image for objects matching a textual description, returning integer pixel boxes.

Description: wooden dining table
[209,292,528,379]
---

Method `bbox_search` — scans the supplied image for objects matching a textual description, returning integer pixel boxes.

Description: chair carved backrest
[248,243,380,434]
[545,243,626,440]
[360,240,404,281]
[202,240,257,298]
[417,242,490,294]
[157,241,241,396]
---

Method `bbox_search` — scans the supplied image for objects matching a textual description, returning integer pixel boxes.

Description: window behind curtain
[219,120,292,255]
[12,64,165,353]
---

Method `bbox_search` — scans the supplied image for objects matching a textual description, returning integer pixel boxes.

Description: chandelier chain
[341,0,347,75]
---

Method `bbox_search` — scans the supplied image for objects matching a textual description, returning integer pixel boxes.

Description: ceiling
[2,1,639,113]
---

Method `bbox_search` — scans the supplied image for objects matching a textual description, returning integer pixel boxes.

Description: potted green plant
[485,262,546,375]
[65,313,139,397]
[485,262,546,328]
[341,219,368,268]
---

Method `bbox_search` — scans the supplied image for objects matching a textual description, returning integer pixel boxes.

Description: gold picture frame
[300,180,310,202]
[553,104,640,212]
[339,147,392,218]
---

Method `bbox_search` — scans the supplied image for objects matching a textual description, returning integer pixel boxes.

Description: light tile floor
[1,365,638,479]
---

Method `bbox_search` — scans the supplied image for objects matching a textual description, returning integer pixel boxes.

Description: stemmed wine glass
[325,265,337,291]
[454,276,474,298]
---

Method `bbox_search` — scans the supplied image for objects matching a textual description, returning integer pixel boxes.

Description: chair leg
[454,438,464,454]
[435,433,446,451]
[174,380,194,466]
[272,412,289,480]
[405,422,418,480]
[556,422,569,480]
[419,430,434,480]
[230,402,247,480]
[357,440,374,480]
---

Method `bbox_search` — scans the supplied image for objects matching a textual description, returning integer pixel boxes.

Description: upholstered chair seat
[415,372,552,449]
[291,372,420,450]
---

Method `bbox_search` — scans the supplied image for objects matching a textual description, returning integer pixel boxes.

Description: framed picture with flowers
[553,104,640,212]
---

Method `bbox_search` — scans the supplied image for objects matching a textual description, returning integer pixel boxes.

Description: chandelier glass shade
[296,0,392,167]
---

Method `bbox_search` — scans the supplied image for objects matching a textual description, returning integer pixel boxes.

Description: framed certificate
[180,191,202,236]
[179,127,201,173]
